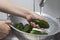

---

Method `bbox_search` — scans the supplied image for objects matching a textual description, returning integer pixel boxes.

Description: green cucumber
[30,30,48,35]
[16,23,23,31]
[32,19,49,28]
[23,24,32,33]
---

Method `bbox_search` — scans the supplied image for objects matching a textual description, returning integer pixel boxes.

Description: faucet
[39,0,47,14]
[39,0,46,7]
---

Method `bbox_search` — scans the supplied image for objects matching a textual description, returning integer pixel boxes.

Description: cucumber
[32,19,49,28]
[23,24,32,33]
[30,30,48,35]
[16,23,23,31]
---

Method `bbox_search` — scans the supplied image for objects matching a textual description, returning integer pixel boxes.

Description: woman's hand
[0,20,11,39]
[25,12,46,28]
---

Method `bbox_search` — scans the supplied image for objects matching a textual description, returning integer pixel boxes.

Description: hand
[26,12,47,28]
[0,20,11,39]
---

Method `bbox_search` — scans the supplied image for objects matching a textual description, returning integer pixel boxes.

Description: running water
[40,6,43,15]
[39,0,47,15]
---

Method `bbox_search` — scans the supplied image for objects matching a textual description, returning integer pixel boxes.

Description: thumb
[4,20,12,24]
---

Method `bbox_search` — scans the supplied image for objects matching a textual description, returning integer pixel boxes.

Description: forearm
[0,0,34,18]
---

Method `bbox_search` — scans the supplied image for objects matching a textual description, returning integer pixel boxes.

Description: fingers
[30,22,36,27]
[25,15,32,21]
[4,20,12,24]
[30,22,40,29]
[26,15,38,22]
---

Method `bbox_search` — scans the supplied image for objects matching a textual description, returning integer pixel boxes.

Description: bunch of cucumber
[32,19,49,28]
[15,19,49,35]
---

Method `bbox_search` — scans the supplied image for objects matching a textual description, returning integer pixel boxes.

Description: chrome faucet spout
[40,0,44,7]
[39,0,47,15]
[39,0,46,7]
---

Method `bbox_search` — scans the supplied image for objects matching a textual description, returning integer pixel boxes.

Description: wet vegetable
[32,19,49,28]
[16,23,23,31]
[30,30,48,35]
[15,20,49,35]
[23,24,33,33]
